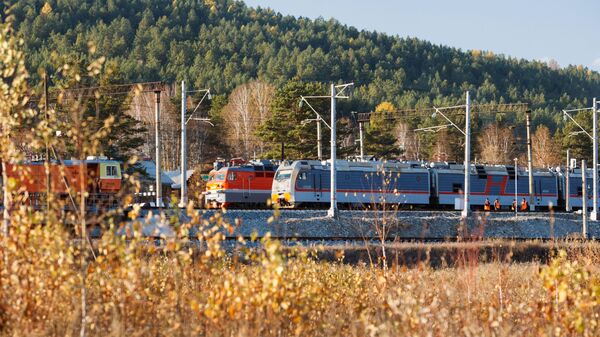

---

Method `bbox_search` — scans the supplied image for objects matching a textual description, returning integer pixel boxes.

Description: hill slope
[5,0,600,113]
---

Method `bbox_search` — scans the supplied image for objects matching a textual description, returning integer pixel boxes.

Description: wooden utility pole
[155,91,162,207]
[44,73,51,211]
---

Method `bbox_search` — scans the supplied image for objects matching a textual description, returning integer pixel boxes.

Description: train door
[245,175,253,200]
[310,171,321,201]
[535,178,542,206]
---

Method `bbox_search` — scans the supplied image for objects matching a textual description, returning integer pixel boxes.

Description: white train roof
[280,159,428,173]
[558,168,595,177]
[278,160,557,176]
[431,163,555,176]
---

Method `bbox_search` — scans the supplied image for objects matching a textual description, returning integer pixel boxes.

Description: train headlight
[271,194,279,203]
[284,192,291,202]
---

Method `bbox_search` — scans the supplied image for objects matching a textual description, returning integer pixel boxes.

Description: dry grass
[3,214,600,336]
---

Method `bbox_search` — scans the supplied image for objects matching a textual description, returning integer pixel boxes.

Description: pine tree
[84,63,146,161]
[364,101,401,159]
[257,80,328,159]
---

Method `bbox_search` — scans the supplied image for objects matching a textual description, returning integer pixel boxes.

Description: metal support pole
[514,158,518,217]
[317,115,322,161]
[592,97,598,220]
[154,91,162,207]
[526,110,535,211]
[566,149,571,212]
[328,84,338,218]
[461,91,471,218]
[582,159,588,238]
[359,121,364,161]
[180,81,187,207]
[1,161,9,235]
[44,73,51,211]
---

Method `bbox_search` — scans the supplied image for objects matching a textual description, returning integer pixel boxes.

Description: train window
[106,165,118,177]
[452,183,462,193]
[215,173,225,181]
[577,187,583,196]
[298,172,308,180]
[275,170,292,181]
[228,172,237,181]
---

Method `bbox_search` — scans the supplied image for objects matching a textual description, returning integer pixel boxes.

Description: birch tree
[0,21,32,234]
[223,81,274,159]
[477,124,516,164]
[532,125,561,167]
[394,122,422,160]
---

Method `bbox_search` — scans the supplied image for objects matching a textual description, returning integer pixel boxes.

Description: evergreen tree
[84,63,146,160]
[4,0,600,164]
[364,102,401,159]
[257,80,329,159]
[561,110,592,161]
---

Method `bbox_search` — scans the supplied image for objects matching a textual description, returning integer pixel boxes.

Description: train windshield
[275,170,292,181]
[213,173,225,181]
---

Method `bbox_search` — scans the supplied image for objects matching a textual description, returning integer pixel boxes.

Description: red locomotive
[204,159,277,208]
[1,157,122,208]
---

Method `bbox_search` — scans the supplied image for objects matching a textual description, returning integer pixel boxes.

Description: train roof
[213,161,278,173]
[279,160,429,173]
[277,160,558,176]
[11,158,121,166]
[430,163,556,176]
[63,159,121,165]
[557,167,596,177]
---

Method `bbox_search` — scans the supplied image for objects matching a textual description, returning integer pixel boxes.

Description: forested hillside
[4,0,600,165]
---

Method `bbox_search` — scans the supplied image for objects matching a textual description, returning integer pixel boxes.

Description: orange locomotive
[1,157,122,208]
[204,159,277,208]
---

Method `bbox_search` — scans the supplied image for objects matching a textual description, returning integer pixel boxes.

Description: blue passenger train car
[272,160,430,208]
[431,163,559,209]
[557,167,593,209]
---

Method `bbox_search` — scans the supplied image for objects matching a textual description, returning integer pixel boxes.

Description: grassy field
[2,212,600,337]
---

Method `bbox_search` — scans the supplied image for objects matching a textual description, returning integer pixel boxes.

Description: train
[2,154,591,212]
[0,157,122,208]
[204,159,278,208]
[271,160,430,207]
[267,159,592,210]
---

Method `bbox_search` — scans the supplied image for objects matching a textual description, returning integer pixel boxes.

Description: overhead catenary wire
[355,103,531,123]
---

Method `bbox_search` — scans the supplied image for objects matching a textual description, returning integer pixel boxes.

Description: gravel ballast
[182,209,594,240]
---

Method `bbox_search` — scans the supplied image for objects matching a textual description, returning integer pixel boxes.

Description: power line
[28,81,169,104]
[355,103,530,122]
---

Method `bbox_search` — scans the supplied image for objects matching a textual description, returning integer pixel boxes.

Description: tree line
[2,0,600,170]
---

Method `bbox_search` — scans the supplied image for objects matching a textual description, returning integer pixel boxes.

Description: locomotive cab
[83,158,122,193]
[204,160,277,208]
[272,167,294,206]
